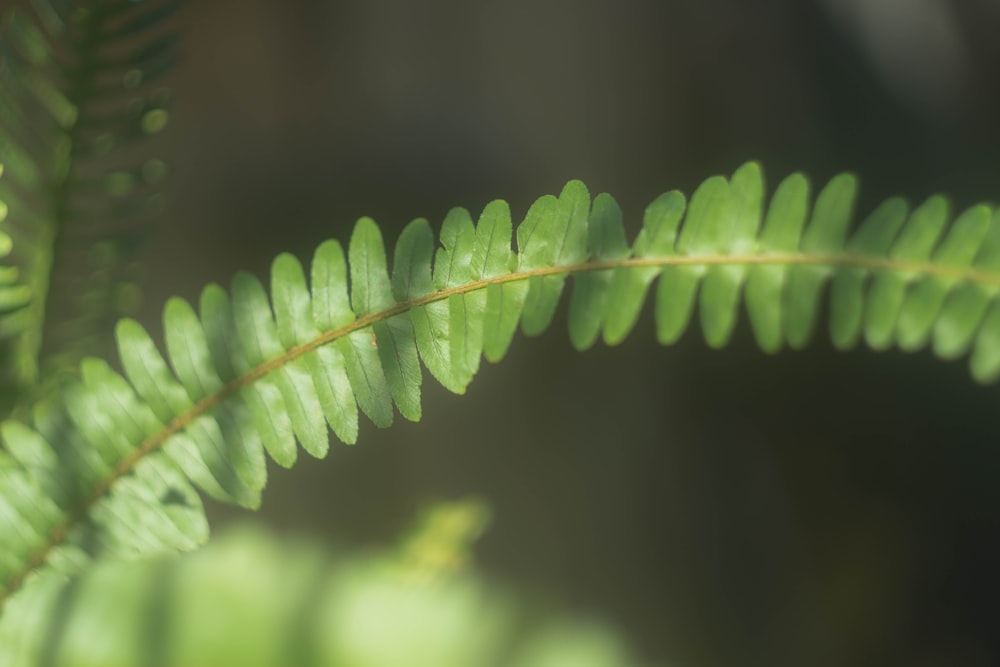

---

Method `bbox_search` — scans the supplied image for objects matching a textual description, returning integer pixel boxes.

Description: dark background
[137,1,1000,665]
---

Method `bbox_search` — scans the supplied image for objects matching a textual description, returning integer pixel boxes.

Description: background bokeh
[137,1,1000,665]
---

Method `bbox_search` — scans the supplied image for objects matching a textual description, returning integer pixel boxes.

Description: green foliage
[3,2,1000,665]
[3,158,1000,614]
[0,0,175,412]
[0,502,643,667]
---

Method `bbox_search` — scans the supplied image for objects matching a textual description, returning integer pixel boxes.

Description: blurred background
[136,1,1000,665]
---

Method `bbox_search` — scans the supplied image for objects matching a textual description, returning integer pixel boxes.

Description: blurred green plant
[0,0,173,414]
[3,1,1000,666]
[0,498,644,667]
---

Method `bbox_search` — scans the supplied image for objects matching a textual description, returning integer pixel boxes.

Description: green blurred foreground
[0,499,647,667]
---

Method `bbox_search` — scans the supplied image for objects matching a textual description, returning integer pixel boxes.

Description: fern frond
[0,520,642,667]
[0,0,177,411]
[3,161,1000,613]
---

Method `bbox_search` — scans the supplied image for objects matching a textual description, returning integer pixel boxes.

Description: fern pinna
[3,160,1000,622]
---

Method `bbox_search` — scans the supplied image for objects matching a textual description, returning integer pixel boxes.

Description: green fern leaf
[932,219,1000,361]
[744,172,809,352]
[828,196,909,349]
[569,192,628,351]
[602,188,685,345]
[697,162,764,348]
[351,218,423,422]
[897,203,991,350]
[865,195,949,349]
[785,172,858,348]
[656,173,730,344]
[4,161,1000,623]
[520,181,590,336]
[311,239,394,429]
